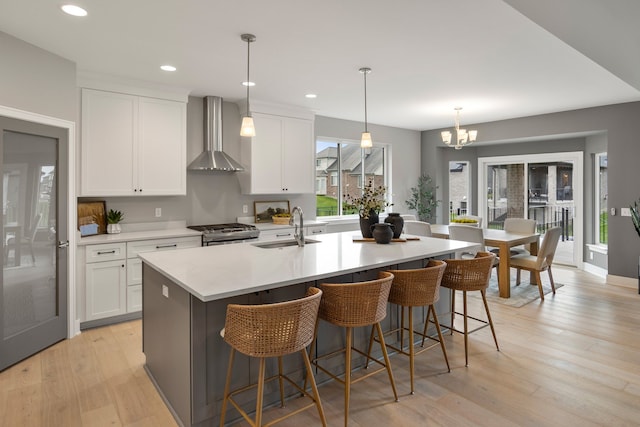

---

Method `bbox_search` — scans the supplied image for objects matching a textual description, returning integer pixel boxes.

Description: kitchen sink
[252,239,320,249]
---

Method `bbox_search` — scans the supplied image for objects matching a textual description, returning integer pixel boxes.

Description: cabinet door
[81,89,136,196]
[85,259,127,321]
[248,114,284,193]
[283,117,314,193]
[138,97,186,195]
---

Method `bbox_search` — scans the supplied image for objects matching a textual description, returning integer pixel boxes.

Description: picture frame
[254,200,290,223]
[77,201,107,236]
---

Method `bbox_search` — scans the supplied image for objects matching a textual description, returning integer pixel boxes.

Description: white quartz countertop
[139,231,478,302]
[77,228,202,246]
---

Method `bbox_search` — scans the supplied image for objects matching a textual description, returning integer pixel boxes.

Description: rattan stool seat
[440,251,499,367]
[308,271,398,427]
[370,260,449,394]
[220,287,326,427]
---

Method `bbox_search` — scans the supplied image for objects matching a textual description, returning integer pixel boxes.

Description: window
[315,138,389,217]
[595,153,607,245]
[449,161,470,220]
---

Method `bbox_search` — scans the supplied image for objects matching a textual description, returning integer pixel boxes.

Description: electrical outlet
[162,285,169,298]
[242,204,248,214]
[610,207,616,216]
[155,208,162,217]
[590,251,594,260]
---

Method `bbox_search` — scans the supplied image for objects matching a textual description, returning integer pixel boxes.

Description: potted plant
[272,212,292,225]
[106,209,124,234]
[405,174,440,222]
[344,180,392,238]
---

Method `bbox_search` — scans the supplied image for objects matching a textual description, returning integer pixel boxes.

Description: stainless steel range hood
[188,96,244,172]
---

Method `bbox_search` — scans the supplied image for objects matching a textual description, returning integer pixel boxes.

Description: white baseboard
[607,274,637,290]
[583,263,607,279]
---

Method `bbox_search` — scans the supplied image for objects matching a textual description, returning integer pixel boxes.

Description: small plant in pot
[106,209,124,234]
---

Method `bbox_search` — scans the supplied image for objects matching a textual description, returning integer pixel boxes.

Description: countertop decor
[254,200,290,223]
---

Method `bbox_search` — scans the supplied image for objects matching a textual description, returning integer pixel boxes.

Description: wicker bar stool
[440,251,498,366]
[368,260,449,394]
[308,271,398,427]
[219,287,327,427]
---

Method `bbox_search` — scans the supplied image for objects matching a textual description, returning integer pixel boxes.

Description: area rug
[474,276,564,308]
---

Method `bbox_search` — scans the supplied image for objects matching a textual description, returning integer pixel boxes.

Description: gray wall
[422,102,640,278]
[0,31,77,122]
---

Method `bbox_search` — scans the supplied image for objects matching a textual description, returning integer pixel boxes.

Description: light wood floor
[2,266,640,427]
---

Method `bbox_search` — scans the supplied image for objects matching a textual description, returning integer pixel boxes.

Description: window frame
[595,152,607,246]
[315,137,391,220]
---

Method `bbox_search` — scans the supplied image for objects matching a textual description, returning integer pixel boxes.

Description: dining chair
[509,226,562,301]
[403,220,432,237]
[448,225,499,271]
[219,287,327,427]
[491,218,537,257]
[4,213,41,265]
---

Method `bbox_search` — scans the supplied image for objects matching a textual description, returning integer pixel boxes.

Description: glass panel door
[1,116,68,371]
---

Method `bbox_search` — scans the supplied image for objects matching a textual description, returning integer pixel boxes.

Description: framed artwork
[77,201,107,236]
[254,200,290,223]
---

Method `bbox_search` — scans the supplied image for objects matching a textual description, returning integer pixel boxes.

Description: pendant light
[240,33,256,137]
[359,67,373,148]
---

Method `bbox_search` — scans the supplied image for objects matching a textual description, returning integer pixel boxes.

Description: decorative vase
[384,213,404,238]
[359,210,379,238]
[107,223,121,234]
[371,223,394,244]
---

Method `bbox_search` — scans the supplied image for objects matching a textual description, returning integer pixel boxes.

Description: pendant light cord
[246,37,251,115]
[363,70,368,132]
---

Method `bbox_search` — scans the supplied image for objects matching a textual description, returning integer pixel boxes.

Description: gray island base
[139,231,477,426]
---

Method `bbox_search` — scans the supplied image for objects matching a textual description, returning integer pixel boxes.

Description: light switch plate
[621,207,631,217]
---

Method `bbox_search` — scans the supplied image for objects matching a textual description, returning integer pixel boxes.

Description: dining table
[430,224,540,298]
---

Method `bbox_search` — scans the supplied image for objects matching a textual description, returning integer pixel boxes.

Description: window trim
[315,136,391,220]
[595,152,607,246]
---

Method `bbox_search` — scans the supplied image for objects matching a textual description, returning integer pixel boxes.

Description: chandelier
[441,107,477,150]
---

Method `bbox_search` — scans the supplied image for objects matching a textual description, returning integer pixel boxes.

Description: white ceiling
[1,0,639,131]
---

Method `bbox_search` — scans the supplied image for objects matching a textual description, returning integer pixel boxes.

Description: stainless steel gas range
[187,223,260,246]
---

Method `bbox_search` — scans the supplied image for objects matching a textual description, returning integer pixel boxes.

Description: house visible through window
[315,138,388,217]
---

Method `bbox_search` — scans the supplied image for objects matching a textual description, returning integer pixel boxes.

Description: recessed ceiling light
[160,65,177,72]
[61,4,88,16]
[242,81,256,87]
[305,94,317,99]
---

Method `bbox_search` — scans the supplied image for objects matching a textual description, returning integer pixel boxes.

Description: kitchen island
[139,231,477,427]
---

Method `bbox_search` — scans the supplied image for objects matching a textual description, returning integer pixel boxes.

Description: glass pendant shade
[240,116,256,137]
[361,132,372,148]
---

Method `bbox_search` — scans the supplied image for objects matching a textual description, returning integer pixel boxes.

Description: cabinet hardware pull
[97,250,116,255]
[276,233,291,237]
[156,244,178,249]
[312,230,323,234]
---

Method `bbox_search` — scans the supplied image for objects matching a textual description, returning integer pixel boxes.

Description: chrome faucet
[290,206,304,247]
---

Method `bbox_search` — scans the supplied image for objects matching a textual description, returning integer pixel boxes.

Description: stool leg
[303,320,320,393]
[376,322,399,402]
[364,324,375,369]
[278,356,285,407]
[408,306,415,394]
[256,358,266,426]
[430,306,450,372]
[450,288,456,336]
[344,326,352,427]
[400,305,405,351]
[219,348,236,427]
[480,290,500,351]
[301,349,327,427]
[463,291,469,367]
[421,305,431,347]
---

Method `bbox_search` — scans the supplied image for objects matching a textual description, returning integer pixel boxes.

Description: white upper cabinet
[238,102,314,195]
[80,88,186,196]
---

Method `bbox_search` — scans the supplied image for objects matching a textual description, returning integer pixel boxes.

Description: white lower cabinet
[82,236,200,324]
[85,243,127,321]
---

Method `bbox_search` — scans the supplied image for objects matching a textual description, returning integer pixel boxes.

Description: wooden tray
[352,237,420,242]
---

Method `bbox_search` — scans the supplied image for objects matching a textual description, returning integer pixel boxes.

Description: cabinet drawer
[86,243,126,263]
[259,228,295,241]
[127,236,200,258]
[307,225,327,236]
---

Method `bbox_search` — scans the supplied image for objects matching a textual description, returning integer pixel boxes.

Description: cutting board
[352,237,421,242]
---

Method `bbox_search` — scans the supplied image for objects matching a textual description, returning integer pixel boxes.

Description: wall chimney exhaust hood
[188,96,244,172]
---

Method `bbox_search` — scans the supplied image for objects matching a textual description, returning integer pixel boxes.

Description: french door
[478,152,583,267]
[0,115,68,371]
